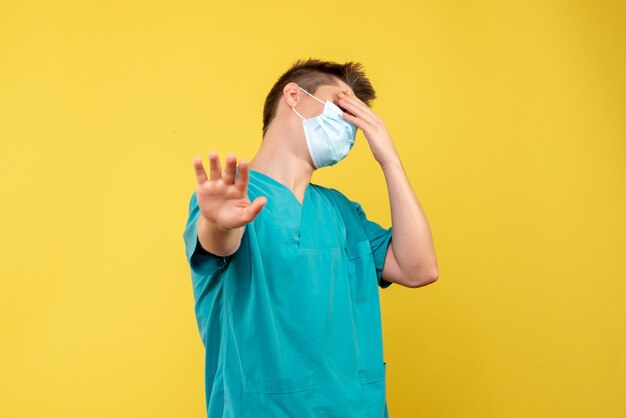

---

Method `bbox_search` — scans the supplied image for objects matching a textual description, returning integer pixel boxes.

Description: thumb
[244,196,267,222]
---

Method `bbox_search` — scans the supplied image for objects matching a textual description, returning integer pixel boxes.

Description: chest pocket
[347,239,378,303]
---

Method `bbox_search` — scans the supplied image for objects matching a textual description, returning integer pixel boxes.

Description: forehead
[314,81,353,97]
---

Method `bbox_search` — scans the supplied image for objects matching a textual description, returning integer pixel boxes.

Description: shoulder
[311,183,364,216]
[312,183,352,205]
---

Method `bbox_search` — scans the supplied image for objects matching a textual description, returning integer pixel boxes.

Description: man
[183,58,438,417]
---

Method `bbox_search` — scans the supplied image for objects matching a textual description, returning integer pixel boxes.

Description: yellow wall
[1,1,624,417]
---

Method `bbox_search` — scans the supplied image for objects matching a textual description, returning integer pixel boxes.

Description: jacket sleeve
[182,192,231,277]
[182,192,234,344]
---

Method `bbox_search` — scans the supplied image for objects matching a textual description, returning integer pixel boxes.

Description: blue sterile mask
[291,84,358,168]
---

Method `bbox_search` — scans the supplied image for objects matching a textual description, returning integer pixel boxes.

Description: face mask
[291,85,358,168]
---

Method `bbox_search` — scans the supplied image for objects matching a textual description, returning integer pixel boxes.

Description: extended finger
[341,111,367,131]
[223,154,237,184]
[193,157,208,185]
[235,159,250,192]
[245,196,267,221]
[339,91,371,114]
[209,151,222,180]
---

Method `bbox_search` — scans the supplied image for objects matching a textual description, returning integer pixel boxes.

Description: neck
[248,127,314,195]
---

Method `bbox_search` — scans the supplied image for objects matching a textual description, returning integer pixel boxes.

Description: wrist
[379,154,402,171]
[196,215,244,257]
[199,214,230,232]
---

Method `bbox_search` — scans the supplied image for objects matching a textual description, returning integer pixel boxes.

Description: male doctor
[183,58,438,417]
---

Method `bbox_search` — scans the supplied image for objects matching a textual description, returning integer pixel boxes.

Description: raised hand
[193,152,267,230]
[337,90,399,167]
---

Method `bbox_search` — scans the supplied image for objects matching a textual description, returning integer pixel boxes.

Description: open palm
[193,152,267,230]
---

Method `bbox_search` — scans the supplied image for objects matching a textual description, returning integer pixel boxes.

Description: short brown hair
[262,58,376,136]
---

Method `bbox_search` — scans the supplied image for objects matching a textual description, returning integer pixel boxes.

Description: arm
[379,157,439,287]
[338,90,439,288]
[193,152,266,257]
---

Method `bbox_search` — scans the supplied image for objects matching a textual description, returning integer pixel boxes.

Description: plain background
[1,0,624,417]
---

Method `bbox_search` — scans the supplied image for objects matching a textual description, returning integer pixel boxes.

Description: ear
[282,82,302,108]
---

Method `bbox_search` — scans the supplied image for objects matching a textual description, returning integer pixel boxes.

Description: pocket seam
[347,239,372,259]
[348,239,376,303]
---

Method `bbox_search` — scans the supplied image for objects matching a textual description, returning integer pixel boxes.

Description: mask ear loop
[291,84,327,120]
[297,84,326,105]
[292,84,324,120]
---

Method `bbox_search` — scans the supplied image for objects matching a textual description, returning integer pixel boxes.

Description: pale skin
[193,78,438,288]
